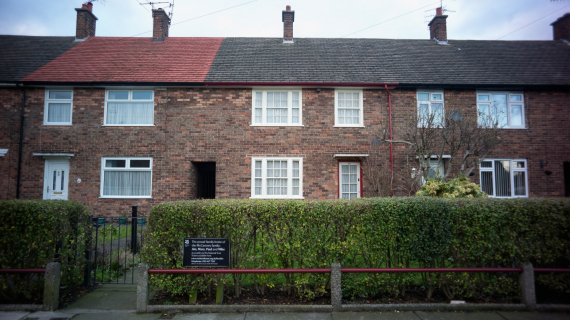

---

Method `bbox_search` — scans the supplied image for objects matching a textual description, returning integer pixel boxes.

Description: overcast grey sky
[0,0,569,40]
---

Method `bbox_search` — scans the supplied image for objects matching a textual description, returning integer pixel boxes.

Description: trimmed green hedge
[142,198,570,301]
[0,200,91,302]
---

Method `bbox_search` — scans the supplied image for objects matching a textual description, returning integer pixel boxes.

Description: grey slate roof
[0,35,78,82]
[205,38,570,86]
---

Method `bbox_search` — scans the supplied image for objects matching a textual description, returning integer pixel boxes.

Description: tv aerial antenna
[140,0,175,23]
[424,0,455,29]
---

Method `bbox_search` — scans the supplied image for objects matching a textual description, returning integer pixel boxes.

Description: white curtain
[495,160,511,197]
[103,171,151,196]
[48,103,71,123]
[107,102,153,125]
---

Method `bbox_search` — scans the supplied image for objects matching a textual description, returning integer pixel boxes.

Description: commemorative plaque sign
[183,238,230,267]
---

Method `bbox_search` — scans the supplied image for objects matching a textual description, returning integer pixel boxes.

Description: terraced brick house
[1,3,570,216]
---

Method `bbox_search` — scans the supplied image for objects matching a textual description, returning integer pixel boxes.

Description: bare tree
[363,153,392,197]
[382,99,503,182]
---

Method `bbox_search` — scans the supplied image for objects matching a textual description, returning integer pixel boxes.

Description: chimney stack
[152,8,170,42]
[282,5,295,43]
[75,1,97,40]
[551,13,570,43]
[428,7,448,43]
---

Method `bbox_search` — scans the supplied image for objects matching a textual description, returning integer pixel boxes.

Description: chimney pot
[551,13,570,42]
[428,7,448,43]
[81,2,93,12]
[282,5,295,43]
[152,8,170,42]
[75,2,97,40]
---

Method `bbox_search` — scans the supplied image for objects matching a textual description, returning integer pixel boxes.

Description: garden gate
[85,206,146,285]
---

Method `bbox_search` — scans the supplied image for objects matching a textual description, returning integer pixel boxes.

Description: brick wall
[429,16,448,42]
[1,86,568,215]
[552,13,570,42]
[75,9,96,39]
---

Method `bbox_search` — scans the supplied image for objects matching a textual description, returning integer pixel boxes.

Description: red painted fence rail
[0,269,46,273]
[148,268,570,274]
[534,268,570,273]
[341,268,523,273]
[149,268,331,274]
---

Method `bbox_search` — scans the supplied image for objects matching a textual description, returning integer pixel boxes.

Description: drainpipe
[384,85,394,197]
[16,86,26,199]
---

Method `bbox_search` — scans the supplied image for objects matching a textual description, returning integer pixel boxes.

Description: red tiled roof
[22,37,223,83]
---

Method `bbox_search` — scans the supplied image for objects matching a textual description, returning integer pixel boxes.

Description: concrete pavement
[0,311,568,320]
[1,284,568,320]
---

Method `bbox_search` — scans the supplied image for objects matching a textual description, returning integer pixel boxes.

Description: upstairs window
[101,157,152,198]
[477,92,524,128]
[252,90,302,126]
[105,90,154,126]
[417,91,444,127]
[44,89,73,125]
[335,90,364,127]
[479,159,528,198]
[251,157,303,199]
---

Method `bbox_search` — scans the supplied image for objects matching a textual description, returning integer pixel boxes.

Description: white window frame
[477,92,525,129]
[334,89,364,127]
[417,90,444,127]
[338,161,361,199]
[250,157,303,199]
[100,157,153,199]
[104,89,155,126]
[479,159,528,198]
[421,159,445,184]
[44,89,73,126]
[251,89,303,126]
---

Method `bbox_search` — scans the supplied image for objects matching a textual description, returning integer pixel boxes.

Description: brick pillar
[152,9,170,42]
[551,13,570,42]
[75,2,98,40]
[282,5,295,43]
[428,7,448,42]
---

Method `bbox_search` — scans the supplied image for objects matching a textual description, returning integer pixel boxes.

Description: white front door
[43,159,70,200]
[339,162,360,199]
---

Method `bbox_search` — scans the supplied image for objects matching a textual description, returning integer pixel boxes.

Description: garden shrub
[416,174,488,198]
[142,198,570,302]
[0,200,91,303]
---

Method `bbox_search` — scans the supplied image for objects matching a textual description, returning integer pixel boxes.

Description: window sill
[250,124,305,127]
[99,196,153,199]
[43,124,73,126]
[102,124,156,127]
[333,125,365,128]
[250,196,305,200]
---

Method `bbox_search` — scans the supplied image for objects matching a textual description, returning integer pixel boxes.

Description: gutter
[204,82,399,88]
[16,86,25,199]
[384,85,394,197]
